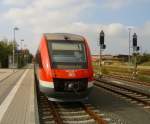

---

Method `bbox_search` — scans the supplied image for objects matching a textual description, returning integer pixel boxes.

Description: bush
[137,53,150,64]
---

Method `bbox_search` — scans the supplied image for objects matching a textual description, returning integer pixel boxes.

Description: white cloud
[64,22,150,54]
[1,0,150,54]
[3,0,94,31]
[2,0,95,53]
[102,0,129,9]
[2,0,29,6]
[102,0,150,10]
[32,0,73,9]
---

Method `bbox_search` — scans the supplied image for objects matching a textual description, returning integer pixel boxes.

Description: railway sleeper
[63,119,96,124]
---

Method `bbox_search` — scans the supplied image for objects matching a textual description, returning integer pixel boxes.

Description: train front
[39,33,94,101]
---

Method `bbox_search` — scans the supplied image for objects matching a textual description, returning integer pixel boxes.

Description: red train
[34,33,93,101]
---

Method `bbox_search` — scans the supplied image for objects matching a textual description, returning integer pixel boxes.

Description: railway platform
[0,69,39,124]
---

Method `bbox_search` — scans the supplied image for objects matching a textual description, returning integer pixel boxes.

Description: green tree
[0,39,13,68]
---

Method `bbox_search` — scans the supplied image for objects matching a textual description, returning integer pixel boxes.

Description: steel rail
[104,74,150,87]
[80,103,108,124]
[37,93,63,124]
[38,93,108,124]
[95,79,150,107]
[48,101,63,124]
[95,78,150,98]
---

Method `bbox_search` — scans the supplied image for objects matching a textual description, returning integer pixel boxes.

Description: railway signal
[132,33,140,79]
[133,33,137,46]
[98,30,106,77]
[99,30,106,49]
[133,33,140,51]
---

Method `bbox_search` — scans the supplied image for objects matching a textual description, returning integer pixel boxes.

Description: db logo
[67,70,76,77]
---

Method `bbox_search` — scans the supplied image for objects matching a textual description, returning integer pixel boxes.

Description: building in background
[92,54,130,65]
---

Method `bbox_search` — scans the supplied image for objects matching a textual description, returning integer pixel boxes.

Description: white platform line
[0,69,29,123]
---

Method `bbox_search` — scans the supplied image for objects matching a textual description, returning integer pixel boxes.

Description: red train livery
[34,33,93,101]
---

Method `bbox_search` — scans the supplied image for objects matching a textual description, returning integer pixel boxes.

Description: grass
[93,61,150,83]
[137,75,150,83]
[141,61,150,66]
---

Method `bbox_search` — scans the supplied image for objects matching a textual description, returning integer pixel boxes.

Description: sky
[0,0,150,55]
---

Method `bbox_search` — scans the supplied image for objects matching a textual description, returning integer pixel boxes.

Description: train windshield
[48,40,87,69]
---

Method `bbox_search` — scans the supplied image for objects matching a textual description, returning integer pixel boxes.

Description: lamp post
[19,39,24,67]
[24,44,27,65]
[128,28,131,65]
[12,27,19,70]
[20,39,24,50]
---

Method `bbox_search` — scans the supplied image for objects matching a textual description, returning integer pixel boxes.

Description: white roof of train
[44,33,84,41]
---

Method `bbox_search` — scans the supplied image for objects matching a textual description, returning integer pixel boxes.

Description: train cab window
[48,40,87,69]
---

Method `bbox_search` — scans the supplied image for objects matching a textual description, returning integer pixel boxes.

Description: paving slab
[0,70,25,105]
[0,69,17,82]
[0,69,39,124]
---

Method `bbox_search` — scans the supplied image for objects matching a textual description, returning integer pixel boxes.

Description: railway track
[37,93,108,124]
[95,78,150,110]
[103,74,150,87]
